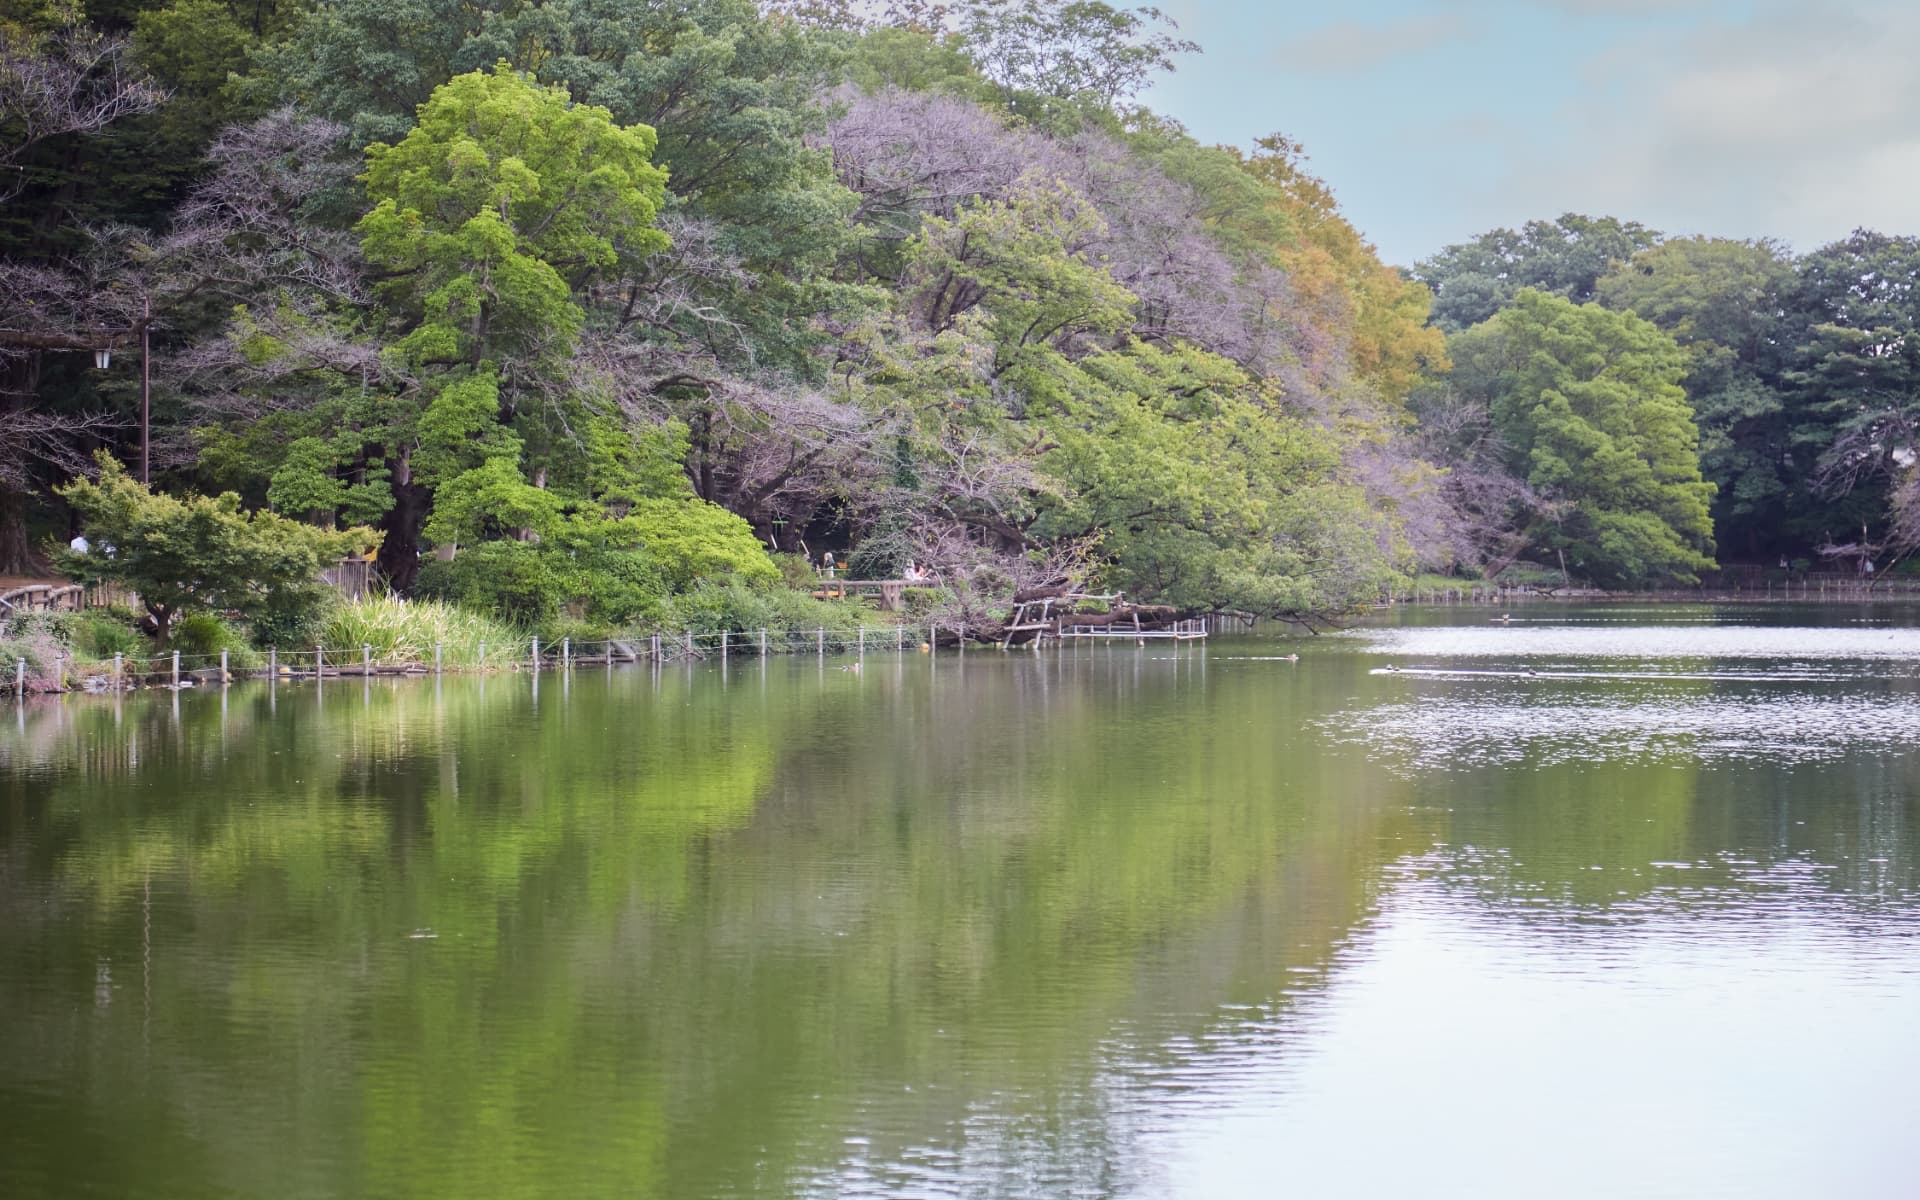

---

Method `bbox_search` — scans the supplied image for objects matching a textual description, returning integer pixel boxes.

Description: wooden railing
[812,577,910,611]
[0,583,85,615]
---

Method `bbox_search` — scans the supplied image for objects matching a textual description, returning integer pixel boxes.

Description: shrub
[0,611,144,664]
[415,538,674,631]
[318,594,520,668]
[54,453,378,644]
[68,612,144,659]
[416,541,567,627]
[171,613,264,669]
[900,587,945,618]
[771,552,818,591]
[664,582,887,652]
[250,592,337,652]
[0,623,66,688]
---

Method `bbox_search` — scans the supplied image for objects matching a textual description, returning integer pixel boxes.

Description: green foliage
[171,612,263,668]
[1417,213,1663,333]
[953,0,1200,113]
[621,499,780,591]
[907,176,1134,371]
[53,455,380,643]
[415,493,777,630]
[317,594,520,667]
[1597,237,1798,555]
[1451,290,1716,587]
[0,610,143,663]
[415,542,573,629]
[65,611,145,660]
[0,624,64,687]
[359,64,669,370]
[25,0,1919,621]
[666,582,883,649]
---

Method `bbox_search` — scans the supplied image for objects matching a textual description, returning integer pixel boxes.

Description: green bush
[0,611,144,664]
[664,583,888,652]
[771,552,818,591]
[318,594,520,668]
[250,592,336,651]
[68,612,144,659]
[900,586,945,618]
[416,540,673,631]
[416,542,566,627]
[172,613,264,669]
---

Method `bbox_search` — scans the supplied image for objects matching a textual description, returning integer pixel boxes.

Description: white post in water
[929,622,936,650]
[478,641,486,667]
[316,647,323,677]
[562,637,570,669]
[219,649,228,681]
[14,658,23,694]
[896,627,903,652]
[858,627,865,656]
[434,642,443,674]
[171,650,179,688]
[114,653,123,687]
[760,628,768,657]
[362,644,371,676]
[720,630,728,657]
[531,636,540,670]
[817,627,824,656]
[268,647,276,677]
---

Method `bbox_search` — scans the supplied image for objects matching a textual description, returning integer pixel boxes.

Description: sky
[1141,0,1920,267]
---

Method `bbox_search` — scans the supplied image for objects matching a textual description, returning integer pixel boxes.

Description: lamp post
[139,294,150,484]
[87,295,151,483]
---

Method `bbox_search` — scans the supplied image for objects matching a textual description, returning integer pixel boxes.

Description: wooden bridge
[0,582,86,615]
[1002,592,1208,646]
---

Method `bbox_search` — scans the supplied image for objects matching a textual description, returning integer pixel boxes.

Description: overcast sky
[1142,0,1919,267]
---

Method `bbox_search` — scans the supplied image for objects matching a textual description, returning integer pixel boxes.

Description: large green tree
[1416,213,1661,333]
[1783,231,1920,555]
[354,63,668,574]
[1596,237,1798,557]
[1450,289,1716,586]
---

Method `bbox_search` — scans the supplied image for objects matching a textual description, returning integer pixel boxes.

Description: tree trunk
[377,449,430,593]
[0,486,34,576]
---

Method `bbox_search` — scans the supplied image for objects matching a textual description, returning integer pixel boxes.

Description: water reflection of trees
[4,653,1913,1197]
[0,662,1420,1198]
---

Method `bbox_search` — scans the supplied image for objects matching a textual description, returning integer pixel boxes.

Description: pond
[2,605,1917,1198]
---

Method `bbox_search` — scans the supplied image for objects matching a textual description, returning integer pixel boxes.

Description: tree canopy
[1449,290,1715,586]
[3,0,1918,623]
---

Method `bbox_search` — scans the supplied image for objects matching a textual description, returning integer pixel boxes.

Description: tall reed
[317,595,520,667]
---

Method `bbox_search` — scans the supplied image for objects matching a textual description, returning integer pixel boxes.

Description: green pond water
[2,605,1918,1199]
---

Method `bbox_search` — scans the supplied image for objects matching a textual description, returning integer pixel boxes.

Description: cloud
[1495,1,1920,249]
[1278,14,1474,72]
[1535,0,1719,11]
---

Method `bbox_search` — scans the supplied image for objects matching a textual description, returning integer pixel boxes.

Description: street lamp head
[93,347,112,369]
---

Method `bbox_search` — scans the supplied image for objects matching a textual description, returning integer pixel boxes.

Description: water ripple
[1318,690,1920,768]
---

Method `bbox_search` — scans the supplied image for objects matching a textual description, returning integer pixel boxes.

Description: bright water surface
[2,605,1917,1198]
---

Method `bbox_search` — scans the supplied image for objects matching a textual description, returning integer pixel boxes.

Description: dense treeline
[1415,216,1920,575]
[2,0,1916,645]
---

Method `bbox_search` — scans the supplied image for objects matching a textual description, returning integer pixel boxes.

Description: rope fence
[6,621,1211,695]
